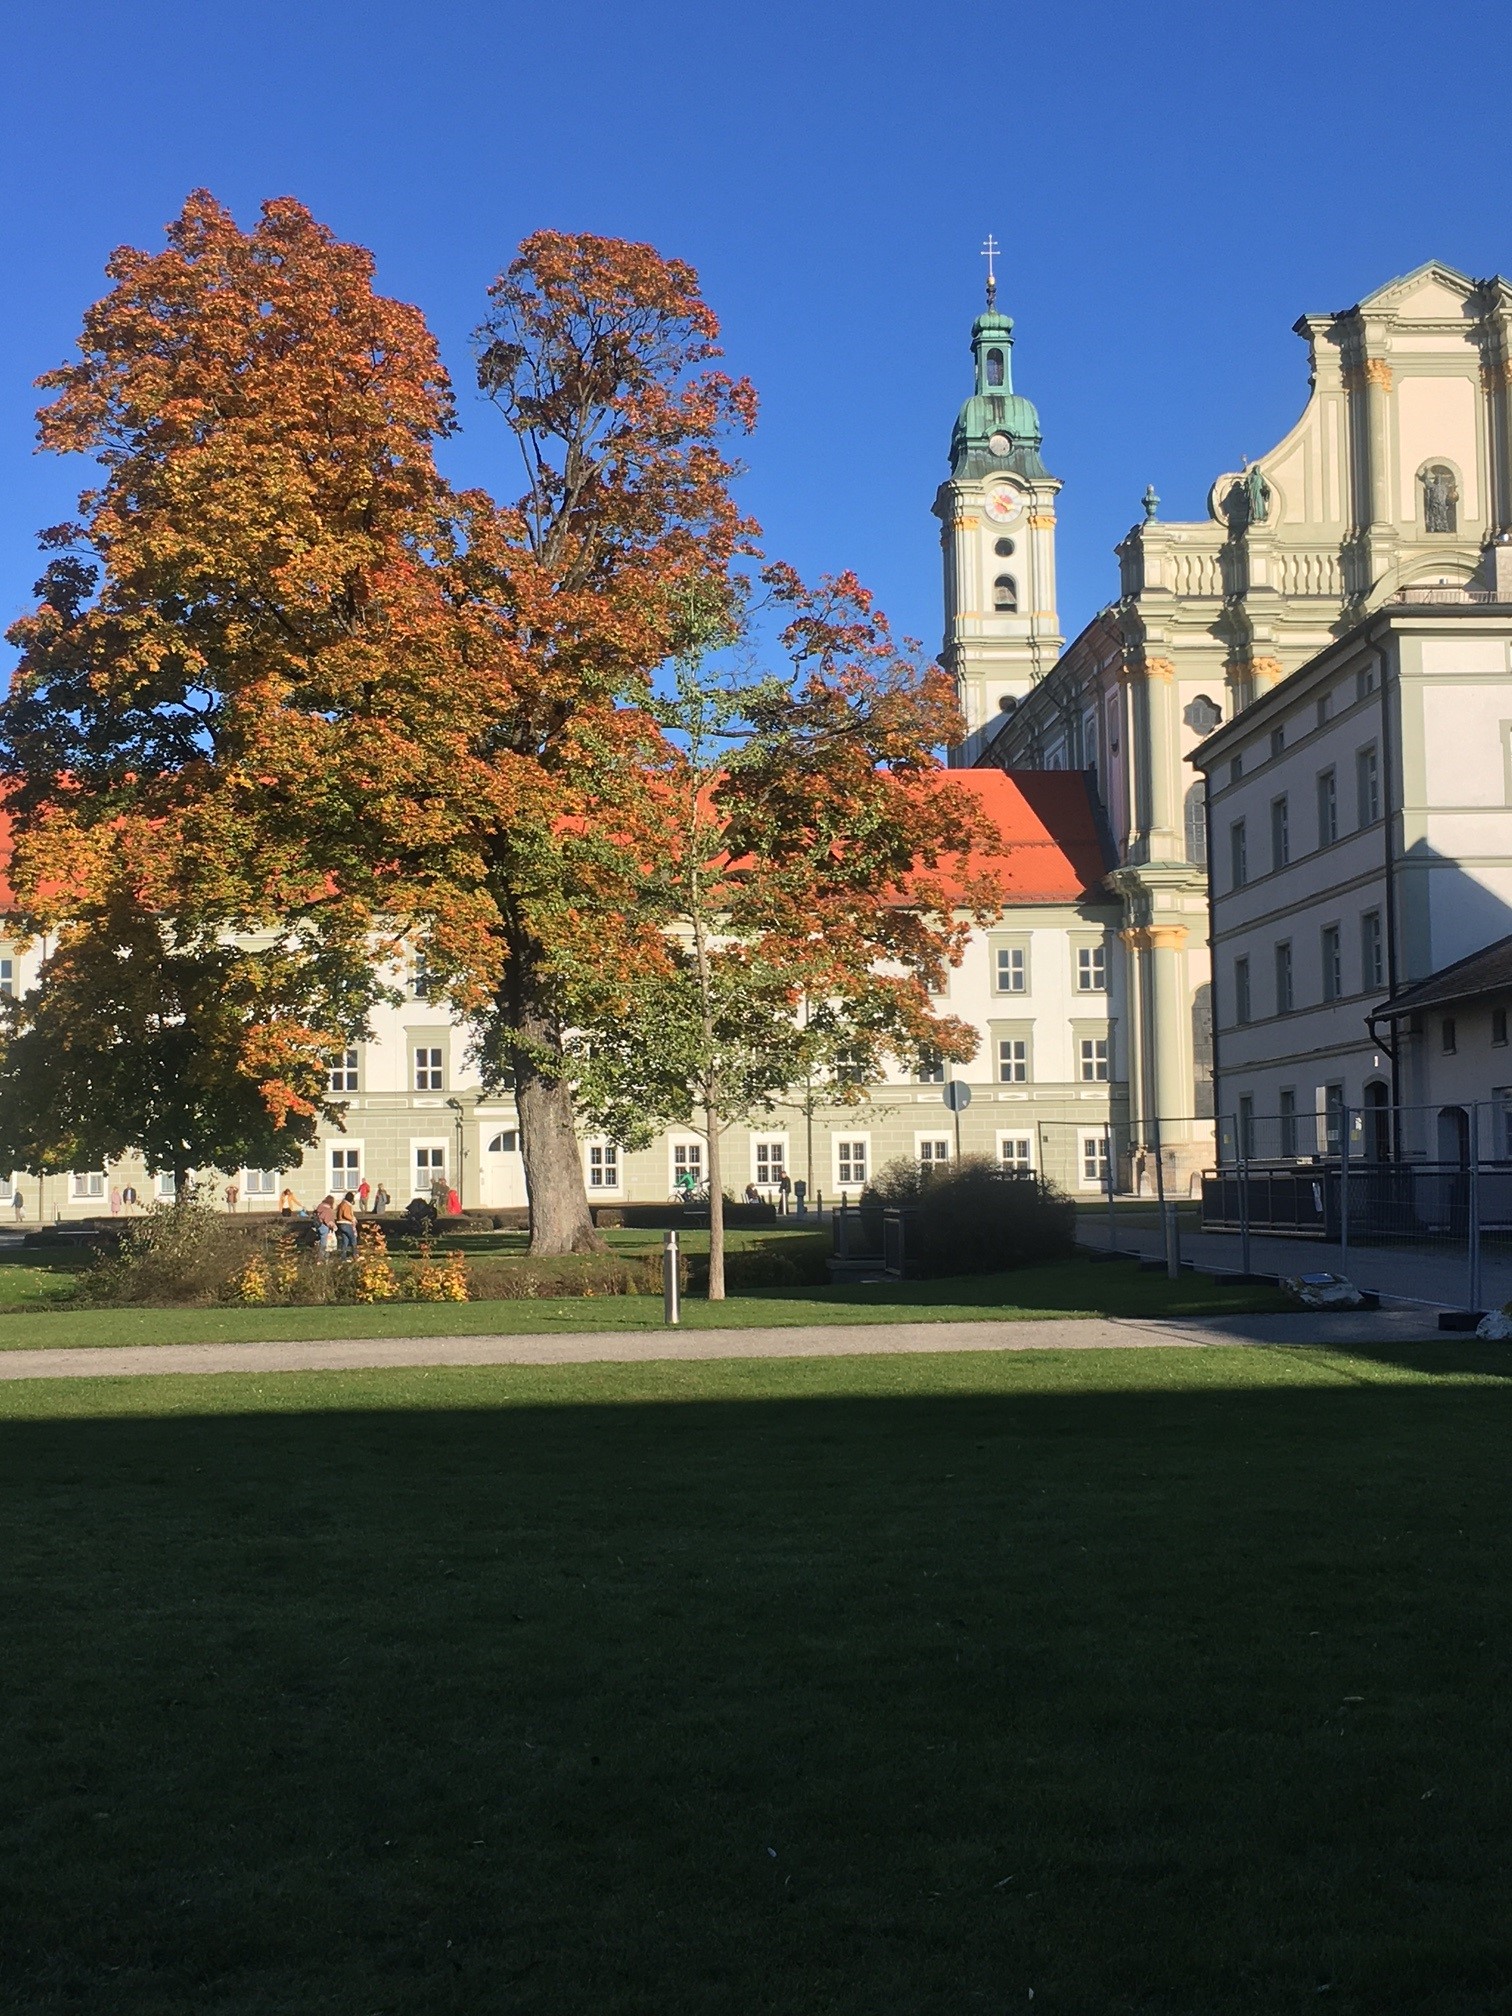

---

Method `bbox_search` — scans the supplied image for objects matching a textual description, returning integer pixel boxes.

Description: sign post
[943,1079,972,1162]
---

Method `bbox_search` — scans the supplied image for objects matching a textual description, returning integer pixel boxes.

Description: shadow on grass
[3,1367,1511,2015]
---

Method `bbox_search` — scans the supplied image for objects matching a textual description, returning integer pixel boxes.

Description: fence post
[1338,1104,1350,1280]
[1153,1115,1179,1280]
[1235,1114,1251,1280]
[662,1228,681,1326]
[1469,1102,1483,1314]
[1104,1123,1116,1255]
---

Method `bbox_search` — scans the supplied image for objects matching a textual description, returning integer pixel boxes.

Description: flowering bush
[407,1241,470,1302]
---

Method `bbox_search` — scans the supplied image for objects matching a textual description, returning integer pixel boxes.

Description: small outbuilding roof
[1371,931,1512,1019]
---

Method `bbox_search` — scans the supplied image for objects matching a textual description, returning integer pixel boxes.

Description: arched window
[1421,463,1459,533]
[487,1130,519,1154]
[994,537,1015,557]
[992,575,1018,612]
[986,348,1005,387]
[1184,781,1208,865]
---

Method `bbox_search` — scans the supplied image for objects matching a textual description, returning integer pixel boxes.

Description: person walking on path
[224,1181,239,1213]
[372,1183,390,1217]
[279,1187,299,1217]
[11,1190,24,1225]
[358,1177,371,1213]
[314,1195,336,1259]
[335,1192,358,1258]
[777,1168,792,1216]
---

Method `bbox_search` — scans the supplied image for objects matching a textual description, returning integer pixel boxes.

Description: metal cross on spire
[980,233,1000,309]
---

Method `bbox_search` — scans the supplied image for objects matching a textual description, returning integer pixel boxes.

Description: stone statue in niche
[1422,465,1459,533]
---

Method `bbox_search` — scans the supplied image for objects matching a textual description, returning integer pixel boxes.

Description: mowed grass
[0,1253,1289,1350]
[3,1343,1511,2014]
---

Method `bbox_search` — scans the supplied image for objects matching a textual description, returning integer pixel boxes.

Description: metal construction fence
[1053,1102,1512,1312]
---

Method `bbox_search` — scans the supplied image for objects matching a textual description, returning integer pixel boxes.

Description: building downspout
[1203,765,1222,1128]
[1376,638,1402,1130]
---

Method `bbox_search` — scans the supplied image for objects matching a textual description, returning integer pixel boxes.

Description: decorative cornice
[1481,359,1512,393]
[952,516,980,532]
[1027,513,1055,530]
[1129,655,1176,682]
[1146,925,1189,951]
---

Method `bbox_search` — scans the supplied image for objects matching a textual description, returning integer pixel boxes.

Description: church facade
[945,260,1512,1188]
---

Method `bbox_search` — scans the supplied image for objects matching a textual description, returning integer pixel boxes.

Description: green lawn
[0,1254,1288,1350]
[2,1343,1510,2013]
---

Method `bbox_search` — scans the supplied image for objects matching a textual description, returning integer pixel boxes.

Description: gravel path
[0,1306,1444,1382]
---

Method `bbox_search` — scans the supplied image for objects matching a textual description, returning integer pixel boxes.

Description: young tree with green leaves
[571,570,1004,1298]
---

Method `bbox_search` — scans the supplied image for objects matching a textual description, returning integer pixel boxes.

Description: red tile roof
[936,768,1114,904]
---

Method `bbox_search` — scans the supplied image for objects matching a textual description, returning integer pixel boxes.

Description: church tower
[934,270,1064,764]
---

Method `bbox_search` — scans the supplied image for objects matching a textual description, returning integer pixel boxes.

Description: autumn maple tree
[0,191,461,1189]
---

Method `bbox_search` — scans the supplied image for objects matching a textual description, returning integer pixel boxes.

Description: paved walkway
[1078,1217,1503,1312]
[0,1306,1446,1382]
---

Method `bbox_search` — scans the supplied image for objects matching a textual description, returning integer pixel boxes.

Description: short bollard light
[663,1229,681,1326]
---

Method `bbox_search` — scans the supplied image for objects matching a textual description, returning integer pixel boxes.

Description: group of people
[311,1191,363,1259]
[741,1172,807,1215]
[277,1180,391,1219]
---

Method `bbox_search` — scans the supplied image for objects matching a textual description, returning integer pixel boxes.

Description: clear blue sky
[2,0,1507,676]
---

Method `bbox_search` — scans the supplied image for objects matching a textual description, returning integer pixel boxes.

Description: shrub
[407,1242,470,1302]
[862,1155,1075,1278]
[75,1200,259,1307]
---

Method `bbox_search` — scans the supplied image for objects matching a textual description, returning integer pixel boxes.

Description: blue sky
[2,0,1507,676]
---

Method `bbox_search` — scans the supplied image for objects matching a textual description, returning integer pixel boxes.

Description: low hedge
[862,1155,1076,1278]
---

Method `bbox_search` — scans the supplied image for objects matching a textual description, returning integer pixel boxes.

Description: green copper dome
[949,307,1048,481]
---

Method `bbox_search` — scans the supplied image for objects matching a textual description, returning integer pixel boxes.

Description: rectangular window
[1234,956,1251,1025]
[836,1139,868,1188]
[327,1048,359,1093]
[1079,1037,1109,1082]
[1230,819,1248,889]
[71,1171,106,1200]
[995,945,1027,993]
[1317,768,1337,847]
[1442,1016,1457,1055]
[245,1169,277,1196]
[999,1136,1033,1173]
[331,1147,361,1190]
[1080,1134,1111,1190]
[753,1141,788,1187]
[1270,726,1285,760]
[1321,925,1342,1003]
[1316,693,1330,730]
[588,1143,619,1190]
[1356,744,1380,826]
[1357,665,1377,701]
[412,961,435,1001]
[918,1138,951,1168]
[0,957,12,998]
[414,1145,446,1194]
[997,1039,1028,1083]
[1361,910,1383,993]
[1279,1087,1298,1159]
[1271,794,1289,869]
[673,1142,703,1186]
[1076,943,1107,992]
[1230,754,1243,785]
[1238,1094,1255,1161]
[1496,1088,1512,1160]
[1274,941,1293,1014]
[413,1046,444,1091]
[155,1171,178,1201]
[1495,1008,1509,1049]
[915,1050,945,1084]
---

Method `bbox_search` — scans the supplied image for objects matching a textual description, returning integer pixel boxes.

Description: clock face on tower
[983,485,1024,525]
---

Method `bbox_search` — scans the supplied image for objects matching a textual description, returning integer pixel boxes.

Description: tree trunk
[510,998,605,1257]
[705,1100,725,1300]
